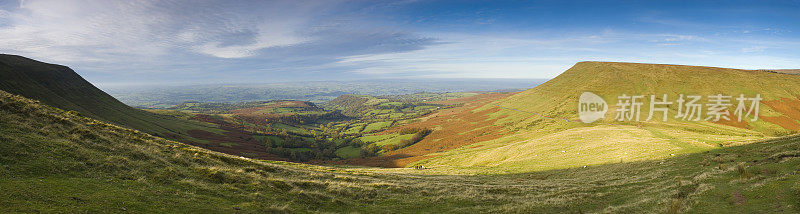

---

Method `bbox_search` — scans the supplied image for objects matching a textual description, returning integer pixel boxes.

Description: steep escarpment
[0,54,220,142]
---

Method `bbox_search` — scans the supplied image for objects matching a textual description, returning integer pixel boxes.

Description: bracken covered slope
[414,62,800,172]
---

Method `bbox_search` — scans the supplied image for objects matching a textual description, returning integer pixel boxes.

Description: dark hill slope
[0,54,217,141]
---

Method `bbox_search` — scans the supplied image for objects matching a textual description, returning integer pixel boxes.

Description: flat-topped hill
[413,62,800,172]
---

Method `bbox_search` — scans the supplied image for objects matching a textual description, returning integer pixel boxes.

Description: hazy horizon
[103,77,545,108]
[94,77,547,90]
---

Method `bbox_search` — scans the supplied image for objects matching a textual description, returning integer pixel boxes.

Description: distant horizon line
[95,77,550,89]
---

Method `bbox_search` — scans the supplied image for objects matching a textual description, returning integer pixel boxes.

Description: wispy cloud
[0,0,435,83]
[0,0,341,60]
[336,28,800,78]
[0,0,798,85]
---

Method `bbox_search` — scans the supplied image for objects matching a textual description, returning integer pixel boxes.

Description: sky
[0,0,799,87]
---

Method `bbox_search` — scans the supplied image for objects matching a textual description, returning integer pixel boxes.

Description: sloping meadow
[415,62,800,172]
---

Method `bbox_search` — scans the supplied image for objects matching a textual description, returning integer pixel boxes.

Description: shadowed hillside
[0,54,226,144]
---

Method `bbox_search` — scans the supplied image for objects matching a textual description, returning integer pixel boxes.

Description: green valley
[3,1,799,213]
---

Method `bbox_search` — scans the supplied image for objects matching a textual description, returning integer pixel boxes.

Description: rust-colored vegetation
[762,97,800,130]
[328,92,515,167]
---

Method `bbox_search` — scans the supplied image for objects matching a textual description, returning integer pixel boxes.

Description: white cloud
[0,0,334,62]
[0,0,798,84]
[0,0,442,85]
[1,0,175,61]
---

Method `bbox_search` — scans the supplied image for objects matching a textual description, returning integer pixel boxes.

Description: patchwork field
[143,91,494,162]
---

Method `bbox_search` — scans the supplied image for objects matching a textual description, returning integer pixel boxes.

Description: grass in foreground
[2,90,800,213]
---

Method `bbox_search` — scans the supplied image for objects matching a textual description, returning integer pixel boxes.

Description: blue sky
[0,0,798,86]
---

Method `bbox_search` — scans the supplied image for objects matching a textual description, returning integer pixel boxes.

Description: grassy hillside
[412,62,800,172]
[0,54,222,143]
[492,62,800,132]
[2,89,800,212]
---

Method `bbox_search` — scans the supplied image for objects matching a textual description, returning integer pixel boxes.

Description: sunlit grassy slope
[494,61,800,128]
[2,89,800,213]
[0,54,221,142]
[415,62,800,172]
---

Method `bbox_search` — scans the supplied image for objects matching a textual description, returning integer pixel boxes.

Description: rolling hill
[490,61,800,132]
[3,88,800,212]
[407,62,800,172]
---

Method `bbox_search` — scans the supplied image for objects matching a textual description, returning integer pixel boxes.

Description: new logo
[578,92,607,123]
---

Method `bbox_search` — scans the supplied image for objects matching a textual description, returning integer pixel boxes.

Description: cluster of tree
[264,110,348,126]
[322,95,370,117]
[262,135,366,162]
[360,143,381,157]
[234,110,347,128]
[374,102,414,110]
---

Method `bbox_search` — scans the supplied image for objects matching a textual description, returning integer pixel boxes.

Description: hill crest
[412,61,800,171]
[0,54,238,150]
